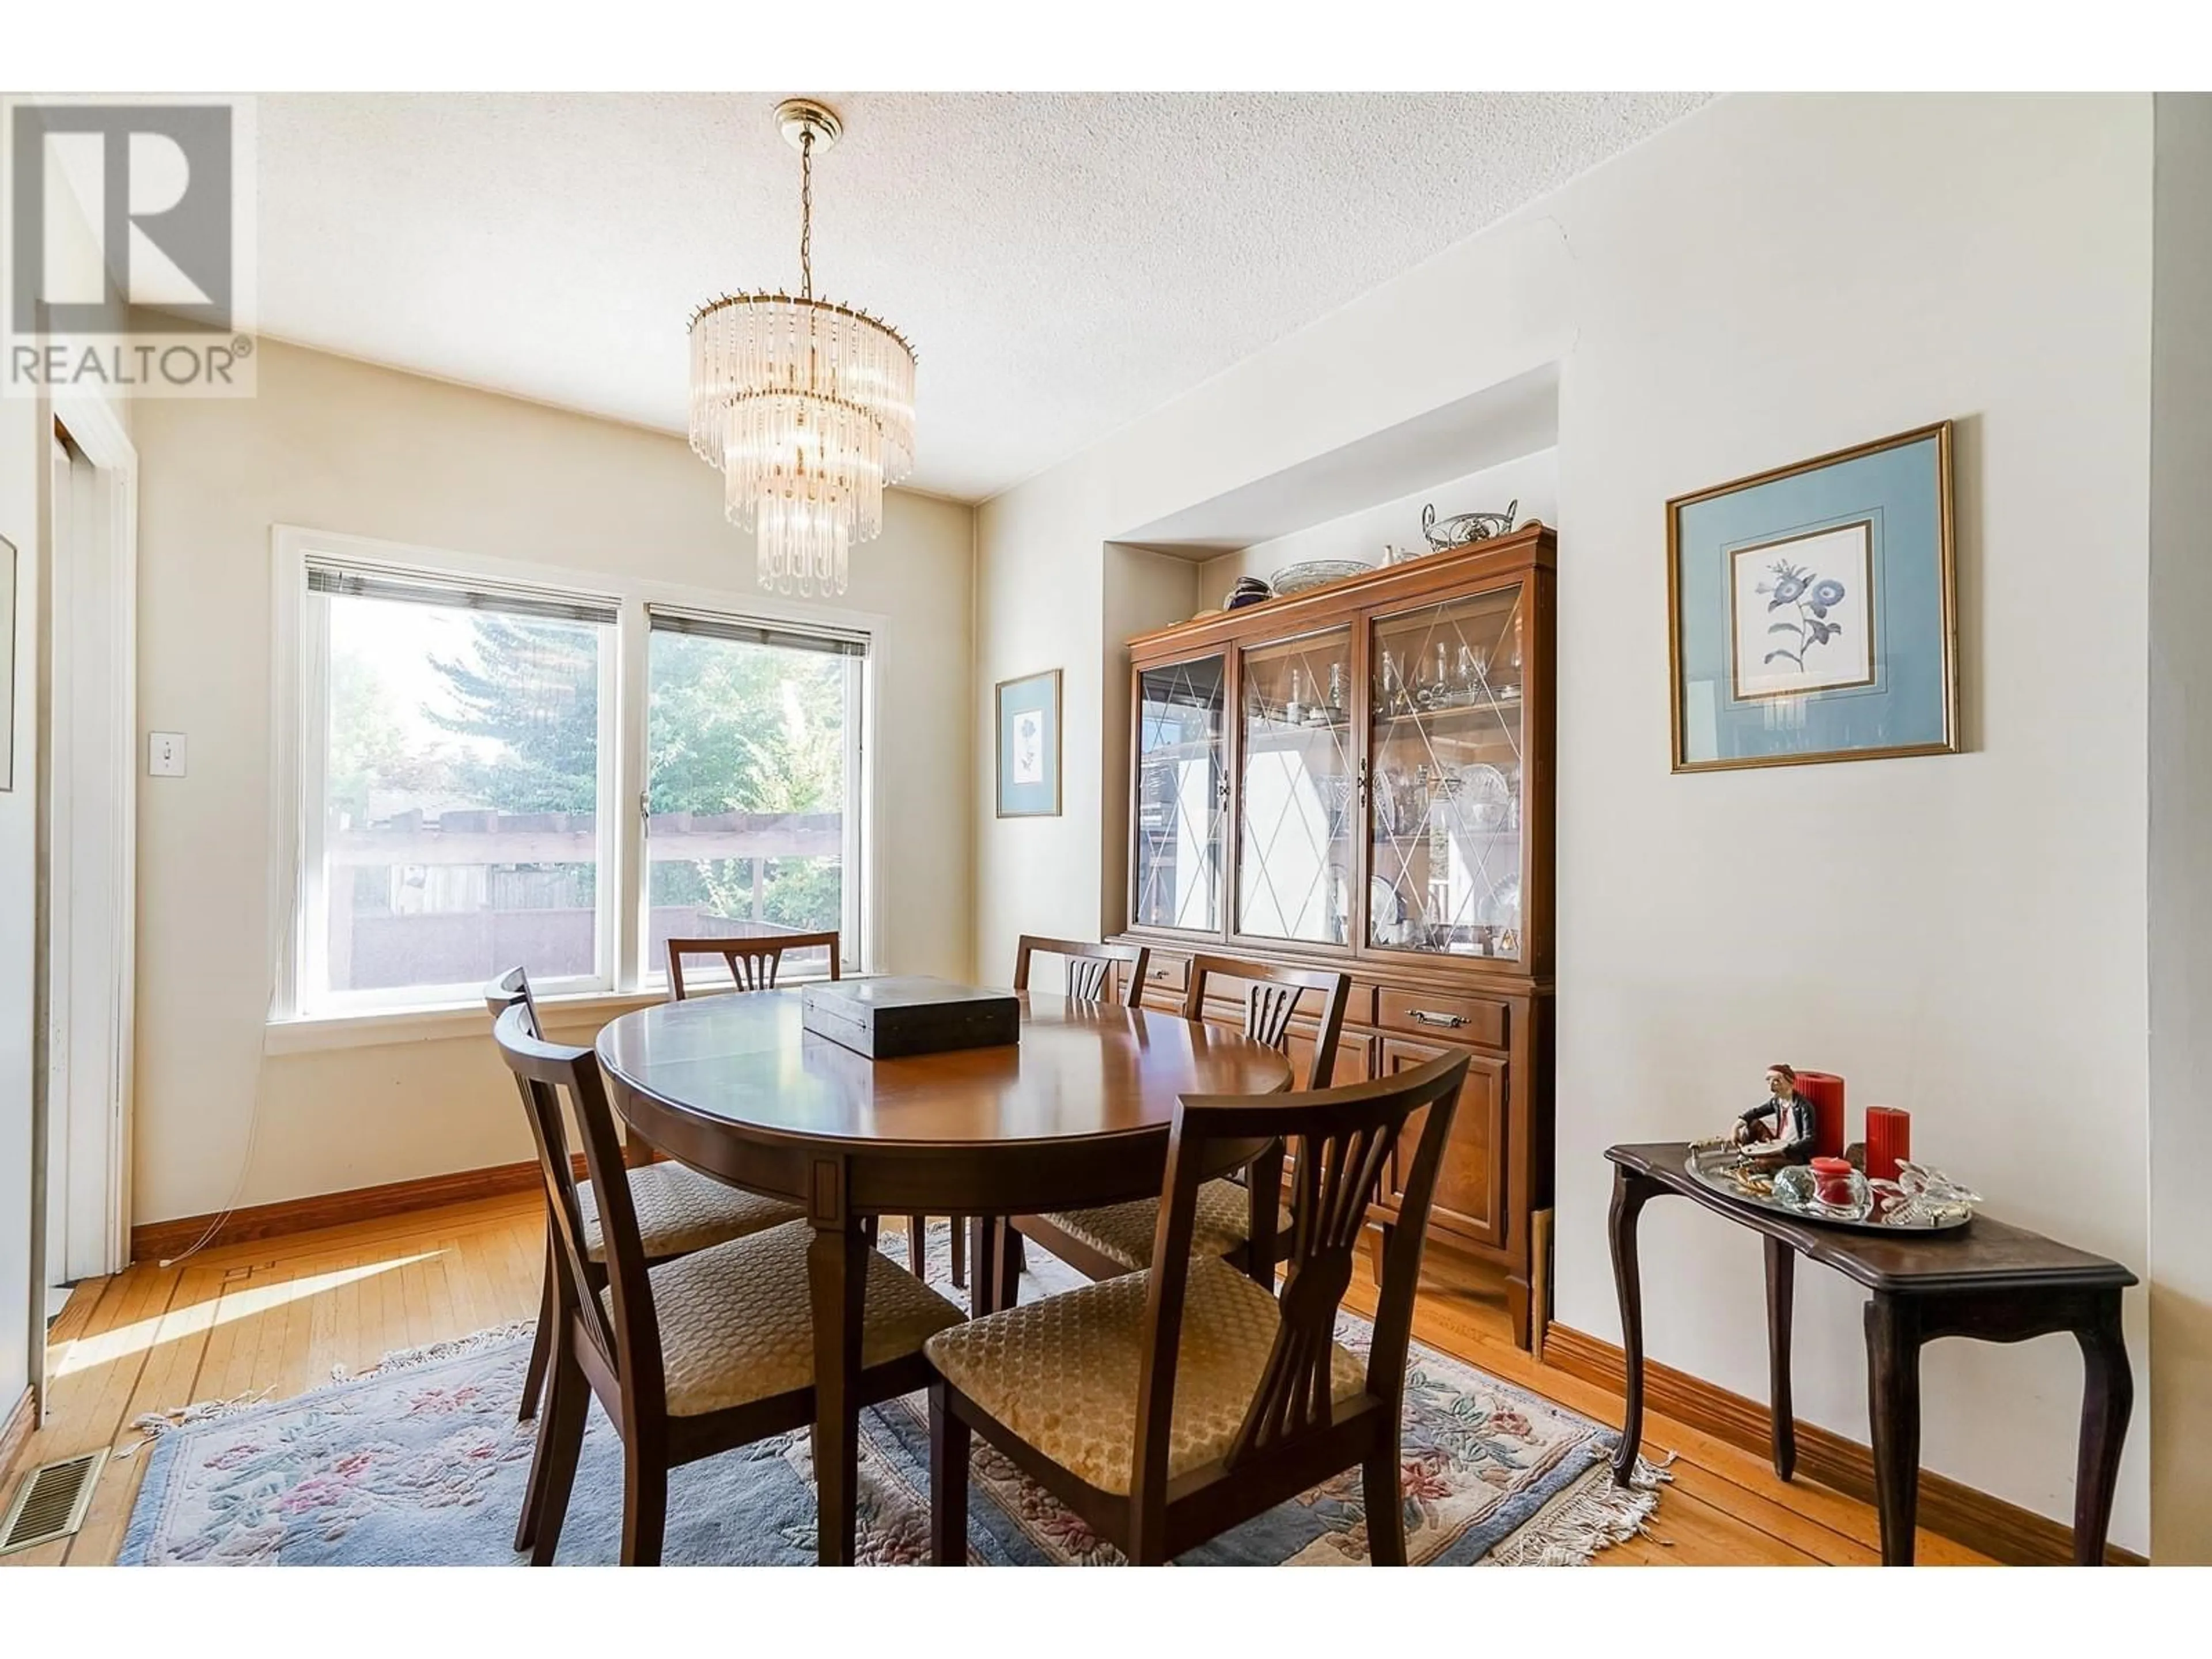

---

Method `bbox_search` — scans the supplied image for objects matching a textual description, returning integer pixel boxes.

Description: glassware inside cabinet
[1368,585,1527,959]
[1133,655,1226,933]
[1237,627,1356,946]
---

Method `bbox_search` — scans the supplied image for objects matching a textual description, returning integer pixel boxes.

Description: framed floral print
[995,667,1062,817]
[1668,421,1957,772]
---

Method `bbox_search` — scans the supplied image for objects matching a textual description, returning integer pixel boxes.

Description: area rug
[118,1230,1662,1566]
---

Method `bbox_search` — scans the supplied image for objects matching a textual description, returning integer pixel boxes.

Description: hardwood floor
[1,1193,1994,1566]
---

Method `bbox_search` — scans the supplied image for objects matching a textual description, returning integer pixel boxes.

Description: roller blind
[305,558,619,627]
[646,603,870,658]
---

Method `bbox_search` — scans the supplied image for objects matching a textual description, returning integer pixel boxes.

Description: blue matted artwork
[995,667,1062,817]
[1668,422,1957,771]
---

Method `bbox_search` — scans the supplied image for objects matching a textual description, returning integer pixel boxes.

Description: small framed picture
[1668,421,1957,772]
[995,668,1062,817]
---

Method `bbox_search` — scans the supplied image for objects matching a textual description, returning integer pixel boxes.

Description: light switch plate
[147,731,187,777]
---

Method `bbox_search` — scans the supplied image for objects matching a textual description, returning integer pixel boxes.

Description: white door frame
[44,390,137,1281]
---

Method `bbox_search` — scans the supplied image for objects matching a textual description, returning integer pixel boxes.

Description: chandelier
[689,99,916,597]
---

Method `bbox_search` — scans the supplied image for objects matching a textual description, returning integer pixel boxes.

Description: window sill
[263,988,664,1056]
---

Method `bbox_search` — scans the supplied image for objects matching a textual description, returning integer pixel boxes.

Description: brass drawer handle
[1150,968,1175,981]
[1408,1009,1467,1029]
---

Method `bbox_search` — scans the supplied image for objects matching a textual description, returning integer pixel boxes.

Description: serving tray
[1683,1144,1972,1234]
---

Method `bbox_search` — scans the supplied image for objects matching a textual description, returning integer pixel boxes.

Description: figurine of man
[1736,1063,1817,1160]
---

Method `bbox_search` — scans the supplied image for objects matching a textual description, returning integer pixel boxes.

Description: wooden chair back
[488,966,652,1172]
[484,964,544,1039]
[490,1002,669,1422]
[1012,934,1152,1008]
[666,929,842,1000]
[1130,1050,1467,1508]
[1181,955,1351,1090]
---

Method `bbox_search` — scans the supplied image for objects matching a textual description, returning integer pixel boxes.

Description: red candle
[1795,1070,1847,1159]
[1865,1106,1911,1183]
[1810,1156,1855,1206]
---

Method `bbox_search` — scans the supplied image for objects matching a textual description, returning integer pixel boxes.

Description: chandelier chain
[799,127,814,301]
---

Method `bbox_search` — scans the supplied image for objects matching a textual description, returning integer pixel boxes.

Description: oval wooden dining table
[595,986,1293,1565]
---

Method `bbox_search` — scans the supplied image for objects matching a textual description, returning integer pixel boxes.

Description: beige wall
[1194,448,1560,597]
[975,93,2160,1550]
[132,339,975,1224]
[2147,91,2212,1563]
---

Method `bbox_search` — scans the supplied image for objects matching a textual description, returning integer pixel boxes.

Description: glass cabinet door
[1368,586,1527,960]
[1132,655,1227,934]
[1237,627,1357,946]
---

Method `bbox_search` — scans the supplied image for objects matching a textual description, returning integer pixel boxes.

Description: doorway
[31,401,137,1387]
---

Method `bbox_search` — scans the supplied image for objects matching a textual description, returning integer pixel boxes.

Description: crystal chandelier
[689,99,916,597]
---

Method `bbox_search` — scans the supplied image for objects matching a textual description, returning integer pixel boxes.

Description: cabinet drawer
[1377,988,1508,1049]
[1378,1037,1508,1249]
[1137,952,1189,1011]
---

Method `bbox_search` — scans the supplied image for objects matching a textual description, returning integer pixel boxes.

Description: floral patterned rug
[118,1232,1662,1566]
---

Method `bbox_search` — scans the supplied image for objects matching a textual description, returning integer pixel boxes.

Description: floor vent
[0,1448,106,1556]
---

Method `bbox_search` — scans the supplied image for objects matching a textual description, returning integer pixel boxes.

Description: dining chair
[1012,933,1151,1007]
[661,930,914,1263]
[491,1001,964,1565]
[887,934,1149,1300]
[1014,955,1351,1289]
[665,928,843,1000]
[486,968,801,1425]
[926,1049,1468,1565]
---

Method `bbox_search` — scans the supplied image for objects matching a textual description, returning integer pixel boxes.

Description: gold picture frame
[1667,421,1957,773]
[995,667,1063,819]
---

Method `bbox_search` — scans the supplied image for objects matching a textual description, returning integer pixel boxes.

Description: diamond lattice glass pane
[1237,628,1355,946]
[1368,586,1526,959]
[1134,656,1225,932]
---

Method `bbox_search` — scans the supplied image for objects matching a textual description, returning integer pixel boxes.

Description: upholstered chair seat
[925,1255,1362,1494]
[605,1219,963,1418]
[576,1161,800,1263]
[1029,1180,1291,1277]
[929,1051,1469,1566]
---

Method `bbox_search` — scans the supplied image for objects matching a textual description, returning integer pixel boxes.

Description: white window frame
[267,526,884,1047]
[636,607,870,994]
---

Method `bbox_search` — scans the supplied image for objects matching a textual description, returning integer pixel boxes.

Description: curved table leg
[1865,1291,1923,1565]
[1608,1166,1662,1486]
[1765,1235,1797,1482]
[2073,1289,2133,1565]
[808,1203,868,1566]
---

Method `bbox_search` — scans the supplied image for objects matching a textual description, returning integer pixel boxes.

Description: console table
[1603,1142,2135,1565]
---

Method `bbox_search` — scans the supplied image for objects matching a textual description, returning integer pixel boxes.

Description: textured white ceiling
[256,92,1709,502]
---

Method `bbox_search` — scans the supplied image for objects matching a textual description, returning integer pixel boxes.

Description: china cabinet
[1114,525,1556,1347]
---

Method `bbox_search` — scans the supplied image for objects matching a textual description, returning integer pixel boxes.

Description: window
[278,536,871,1020]
[644,609,865,986]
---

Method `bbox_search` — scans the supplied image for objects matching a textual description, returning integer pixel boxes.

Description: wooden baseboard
[129,1160,552,1263]
[1543,1322,2143,1567]
[1,1387,34,1491]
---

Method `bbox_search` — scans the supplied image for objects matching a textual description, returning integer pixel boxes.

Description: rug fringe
[118,1387,279,1457]
[329,1319,536,1383]
[1483,1452,1675,1567]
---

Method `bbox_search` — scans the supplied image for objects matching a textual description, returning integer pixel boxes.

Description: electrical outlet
[147,732,187,777]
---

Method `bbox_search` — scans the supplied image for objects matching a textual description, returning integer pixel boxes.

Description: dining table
[594,985,1294,1565]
